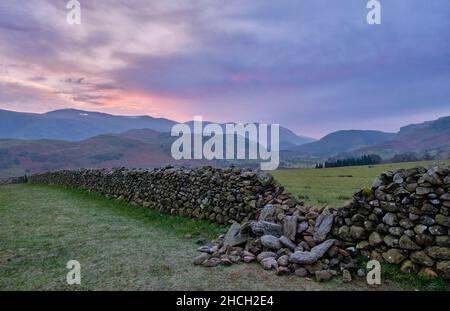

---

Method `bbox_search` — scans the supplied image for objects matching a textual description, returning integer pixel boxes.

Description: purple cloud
[0,0,449,138]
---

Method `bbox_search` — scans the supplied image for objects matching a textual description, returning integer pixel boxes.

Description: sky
[0,0,449,139]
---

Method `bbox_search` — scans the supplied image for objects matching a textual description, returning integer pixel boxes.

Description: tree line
[315,154,383,168]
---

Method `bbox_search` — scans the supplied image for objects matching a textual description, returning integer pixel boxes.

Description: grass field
[1,183,449,291]
[271,160,450,207]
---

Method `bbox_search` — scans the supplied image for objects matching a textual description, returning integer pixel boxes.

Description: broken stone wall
[333,165,450,279]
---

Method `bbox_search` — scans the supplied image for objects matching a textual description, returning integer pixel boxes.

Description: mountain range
[0,108,449,176]
[0,109,315,146]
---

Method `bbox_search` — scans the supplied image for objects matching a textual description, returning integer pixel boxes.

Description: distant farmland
[271,159,450,207]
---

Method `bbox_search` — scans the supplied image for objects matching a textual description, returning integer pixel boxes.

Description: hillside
[293,116,450,161]
[0,109,314,147]
[0,130,179,176]
[0,128,282,176]
[293,130,396,156]
[354,116,450,159]
[0,109,176,141]
[1,110,449,176]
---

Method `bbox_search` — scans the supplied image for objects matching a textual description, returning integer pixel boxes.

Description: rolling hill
[0,109,176,141]
[353,116,450,159]
[293,130,396,156]
[1,109,449,176]
[0,129,195,176]
[0,109,314,147]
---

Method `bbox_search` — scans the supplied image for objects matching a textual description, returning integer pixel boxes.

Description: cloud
[0,0,449,137]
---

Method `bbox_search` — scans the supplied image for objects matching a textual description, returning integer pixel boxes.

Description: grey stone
[259,204,275,221]
[388,227,404,237]
[193,253,209,265]
[350,226,367,241]
[436,236,450,247]
[197,244,218,254]
[283,216,298,241]
[251,221,283,237]
[261,235,282,250]
[202,257,221,267]
[261,257,278,270]
[399,235,421,250]
[313,211,334,242]
[400,260,418,274]
[277,255,290,267]
[415,234,435,246]
[383,213,398,226]
[338,226,352,241]
[436,261,450,280]
[426,247,450,259]
[257,172,273,186]
[297,221,309,234]
[243,256,256,263]
[369,232,383,246]
[414,224,428,235]
[289,239,335,265]
[429,225,447,236]
[399,218,414,229]
[410,251,434,267]
[416,187,433,195]
[342,269,352,283]
[436,214,450,227]
[279,235,297,250]
[356,269,366,278]
[257,251,276,262]
[224,222,251,247]
[384,235,399,247]
[382,249,407,264]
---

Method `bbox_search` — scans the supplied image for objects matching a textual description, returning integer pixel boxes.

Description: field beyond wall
[271,160,450,207]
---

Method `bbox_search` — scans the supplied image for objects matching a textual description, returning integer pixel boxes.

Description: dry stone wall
[0,176,27,185]
[28,166,278,224]
[192,165,450,281]
[28,164,450,281]
[334,165,450,280]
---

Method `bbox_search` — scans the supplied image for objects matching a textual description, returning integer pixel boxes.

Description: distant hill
[0,127,294,176]
[0,129,198,176]
[1,109,449,175]
[290,116,450,162]
[0,109,176,141]
[293,130,396,156]
[354,116,450,159]
[0,109,314,147]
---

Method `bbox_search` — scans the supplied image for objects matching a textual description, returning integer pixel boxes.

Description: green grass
[271,160,450,207]
[356,256,450,291]
[1,184,410,291]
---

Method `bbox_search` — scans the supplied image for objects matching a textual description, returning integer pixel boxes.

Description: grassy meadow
[271,160,450,207]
